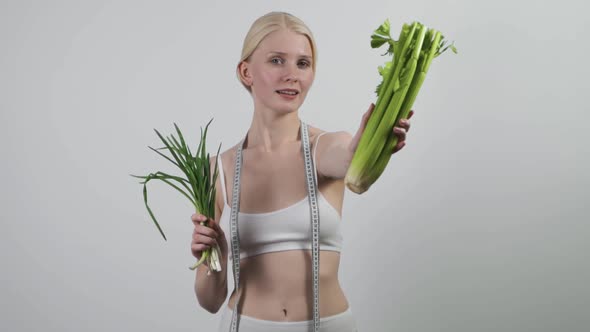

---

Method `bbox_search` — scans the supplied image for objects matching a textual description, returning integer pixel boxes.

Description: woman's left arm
[316,103,414,179]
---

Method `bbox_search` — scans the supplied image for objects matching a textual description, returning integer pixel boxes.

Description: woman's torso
[215,127,349,322]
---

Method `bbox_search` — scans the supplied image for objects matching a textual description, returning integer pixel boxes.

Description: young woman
[190,12,413,332]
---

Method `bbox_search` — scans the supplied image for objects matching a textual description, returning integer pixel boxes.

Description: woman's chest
[222,143,345,216]
[232,150,309,212]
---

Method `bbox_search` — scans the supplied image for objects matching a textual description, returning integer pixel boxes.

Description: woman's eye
[298,61,310,68]
[271,58,283,64]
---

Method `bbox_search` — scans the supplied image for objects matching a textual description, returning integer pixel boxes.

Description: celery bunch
[345,20,457,194]
[130,119,223,272]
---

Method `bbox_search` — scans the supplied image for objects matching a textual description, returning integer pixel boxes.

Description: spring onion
[130,119,223,272]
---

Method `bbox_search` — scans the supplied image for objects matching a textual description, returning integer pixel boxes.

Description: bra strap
[216,155,228,207]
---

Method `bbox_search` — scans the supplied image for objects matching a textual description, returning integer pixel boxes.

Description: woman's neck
[245,109,301,153]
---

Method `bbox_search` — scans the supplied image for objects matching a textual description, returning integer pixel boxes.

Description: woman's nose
[283,64,299,82]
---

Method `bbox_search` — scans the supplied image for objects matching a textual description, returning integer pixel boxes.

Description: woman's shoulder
[306,125,353,149]
[206,145,237,176]
[218,143,239,164]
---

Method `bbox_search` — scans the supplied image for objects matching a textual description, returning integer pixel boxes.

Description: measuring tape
[229,120,321,332]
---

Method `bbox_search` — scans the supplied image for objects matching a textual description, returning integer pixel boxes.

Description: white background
[1,0,588,331]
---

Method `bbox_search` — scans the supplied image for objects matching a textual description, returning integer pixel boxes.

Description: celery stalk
[345,20,457,194]
[346,23,424,193]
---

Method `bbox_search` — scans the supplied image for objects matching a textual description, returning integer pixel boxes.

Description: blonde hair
[236,12,318,92]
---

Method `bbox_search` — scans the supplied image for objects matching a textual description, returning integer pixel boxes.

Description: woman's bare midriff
[226,249,349,322]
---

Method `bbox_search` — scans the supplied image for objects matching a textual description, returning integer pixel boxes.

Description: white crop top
[217,133,343,261]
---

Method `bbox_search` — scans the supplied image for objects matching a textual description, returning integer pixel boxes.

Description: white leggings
[217,305,359,332]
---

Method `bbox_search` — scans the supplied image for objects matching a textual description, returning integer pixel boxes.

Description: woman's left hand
[349,103,414,154]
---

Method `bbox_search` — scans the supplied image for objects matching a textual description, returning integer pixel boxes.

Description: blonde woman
[190,11,413,332]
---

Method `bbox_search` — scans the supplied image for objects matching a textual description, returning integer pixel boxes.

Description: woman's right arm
[192,157,229,313]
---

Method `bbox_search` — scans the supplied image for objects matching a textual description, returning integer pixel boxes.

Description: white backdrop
[1,0,588,331]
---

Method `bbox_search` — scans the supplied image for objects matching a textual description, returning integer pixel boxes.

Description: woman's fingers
[396,112,412,131]
[193,223,218,238]
[191,243,211,252]
[193,233,218,246]
[357,103,375,135]
[208,217,224,235]
[391,109,414,154]
[393,127,406,141]
[398,119,410,132]
[191,213,207,225]
[391,127,407,153]
[191,213,219,237]
[392,141,406,153]
[363,103,375,122]
[191,228,218,259]
[208,219,228,253]
[190,213,229,263]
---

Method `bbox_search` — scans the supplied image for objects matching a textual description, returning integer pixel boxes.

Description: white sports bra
[217,132,344,261]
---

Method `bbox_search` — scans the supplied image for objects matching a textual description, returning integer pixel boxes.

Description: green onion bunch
[130,119,223,272]
[345,19,457,194]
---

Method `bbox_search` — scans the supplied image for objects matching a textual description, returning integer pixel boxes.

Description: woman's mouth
[276,89,299,100]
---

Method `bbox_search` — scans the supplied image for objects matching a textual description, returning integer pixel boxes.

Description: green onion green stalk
[345,19,458,194]
[130,119,223,272]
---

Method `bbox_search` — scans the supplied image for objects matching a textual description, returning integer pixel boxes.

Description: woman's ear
[238,61,253,87]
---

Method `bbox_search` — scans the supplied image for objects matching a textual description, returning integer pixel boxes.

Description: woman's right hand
[191,213,229,267]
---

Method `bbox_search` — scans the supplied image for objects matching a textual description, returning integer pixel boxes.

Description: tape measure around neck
[229,120,321,332]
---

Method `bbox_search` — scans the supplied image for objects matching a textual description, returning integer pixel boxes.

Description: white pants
[217,305,359,332]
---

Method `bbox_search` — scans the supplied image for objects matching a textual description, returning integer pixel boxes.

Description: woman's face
[241,28,315,115]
